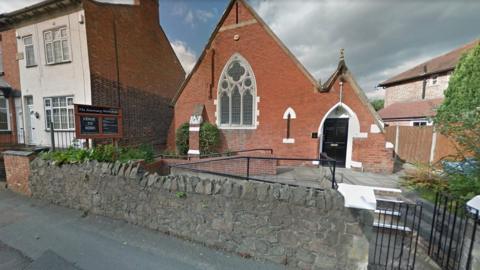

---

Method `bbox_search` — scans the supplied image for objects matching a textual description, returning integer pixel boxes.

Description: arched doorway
[318,102,360,168]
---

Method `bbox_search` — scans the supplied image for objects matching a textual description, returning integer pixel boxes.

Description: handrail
[171,154,338,189]
[155,148,274,160]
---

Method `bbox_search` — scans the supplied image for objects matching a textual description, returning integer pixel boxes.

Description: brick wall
[384,74,449,107]
[0,29,21,145]
[3,151,34,195]
[83,0,185,148]
[91,74,173,147]
[170,0,393,173]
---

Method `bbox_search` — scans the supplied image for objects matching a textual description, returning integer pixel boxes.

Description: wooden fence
[385,126,458,164]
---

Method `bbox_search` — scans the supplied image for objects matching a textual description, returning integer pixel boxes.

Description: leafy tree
[435,44,480,161]
[370,99,384,111]
[434,43,480,201]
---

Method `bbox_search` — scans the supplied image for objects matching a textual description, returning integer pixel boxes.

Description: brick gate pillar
[188,105,205,159]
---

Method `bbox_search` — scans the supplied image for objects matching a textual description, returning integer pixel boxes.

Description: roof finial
[340,48,345,61]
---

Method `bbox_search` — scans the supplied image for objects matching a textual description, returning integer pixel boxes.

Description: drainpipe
[421,65,427,99]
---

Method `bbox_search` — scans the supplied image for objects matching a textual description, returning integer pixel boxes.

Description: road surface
[0,190,283,270]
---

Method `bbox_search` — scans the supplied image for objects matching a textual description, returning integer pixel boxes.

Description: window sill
[45,129,75,132]
[26,64,38,68]
[0,130,12,134]
[46,60,72,66]
[218,125,257,130]
[282,138,295,144]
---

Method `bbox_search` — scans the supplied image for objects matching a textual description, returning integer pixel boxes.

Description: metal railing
[49,122,86,151]
[155,148,274,160]
[171,153,337,189]
[370,201,423,270]
[427,192,479,270]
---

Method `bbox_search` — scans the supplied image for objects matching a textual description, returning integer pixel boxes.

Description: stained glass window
[218,55,256,127]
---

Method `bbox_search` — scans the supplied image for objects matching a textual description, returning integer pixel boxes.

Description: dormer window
[44,27,70,65]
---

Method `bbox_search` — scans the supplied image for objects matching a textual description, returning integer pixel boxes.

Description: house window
[0,96,10,130]
[44,96,74,130]
[282,107,296,143]
[44,27,70,65]
[218,54,256,128]
[431,76,437,85]
[412,121,427,126]
[23,35,36,67]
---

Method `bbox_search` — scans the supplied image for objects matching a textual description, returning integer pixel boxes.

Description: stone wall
[29,158,372,270]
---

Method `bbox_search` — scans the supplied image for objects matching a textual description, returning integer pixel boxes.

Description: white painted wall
[16,10,91,146]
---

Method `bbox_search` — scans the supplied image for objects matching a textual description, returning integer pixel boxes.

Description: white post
[429,129,437,164]
[394,125,399,154]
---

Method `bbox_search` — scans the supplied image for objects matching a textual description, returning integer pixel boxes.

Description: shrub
[175,122,221,155]
[175,122,190,155]
[40,144,154,165]
[199,122,220,154]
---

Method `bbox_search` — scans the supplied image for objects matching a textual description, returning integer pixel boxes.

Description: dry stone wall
[29,158,372,270]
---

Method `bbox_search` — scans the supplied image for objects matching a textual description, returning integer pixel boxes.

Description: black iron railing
[170,153,337,189]
[427,192,479,270]
[370,201,423,270]
[155,148,274,160]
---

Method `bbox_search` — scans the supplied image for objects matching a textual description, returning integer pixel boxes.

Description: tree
[370,99,384,111]
[435,44,480,161]
[434,43,480,201]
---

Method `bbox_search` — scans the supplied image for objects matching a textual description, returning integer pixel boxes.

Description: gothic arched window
[218,54,256,128]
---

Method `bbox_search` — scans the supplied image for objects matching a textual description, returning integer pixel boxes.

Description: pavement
[0,190,284,270]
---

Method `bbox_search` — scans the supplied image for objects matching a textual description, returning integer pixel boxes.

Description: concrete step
[374,209,401,217]
[373,221,412,233]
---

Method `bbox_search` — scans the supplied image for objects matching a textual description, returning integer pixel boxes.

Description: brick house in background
[378,39,479,126]
[0,0,185,149]
[0,29,22,145]
[169,0,394,173]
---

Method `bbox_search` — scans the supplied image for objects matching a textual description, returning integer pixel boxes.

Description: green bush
[40,144,154,165]
[199,122,220,154]
[175,122,221,155]
[175,122,190,155]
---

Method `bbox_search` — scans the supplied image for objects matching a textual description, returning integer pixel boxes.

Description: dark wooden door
[322,118,349,167]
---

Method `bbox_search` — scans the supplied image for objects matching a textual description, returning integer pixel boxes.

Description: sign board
[74,104,123,139]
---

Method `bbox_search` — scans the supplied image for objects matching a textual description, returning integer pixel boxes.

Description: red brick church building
[168,0,394,173]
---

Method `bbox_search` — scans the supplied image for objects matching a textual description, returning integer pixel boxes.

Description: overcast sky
[2,0,479,99]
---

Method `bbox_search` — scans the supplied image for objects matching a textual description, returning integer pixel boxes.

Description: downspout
[113,13,121,107]
[421,65,427,99]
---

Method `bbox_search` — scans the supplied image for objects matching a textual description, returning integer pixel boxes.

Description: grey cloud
[249,0,480,98]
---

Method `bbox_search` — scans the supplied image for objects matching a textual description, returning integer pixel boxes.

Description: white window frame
[23,35,36,67]
[44,96,74,131]
[216,53,258,129]
[412,120,428,127]
[44,27,70,65]
[0,95,10,131]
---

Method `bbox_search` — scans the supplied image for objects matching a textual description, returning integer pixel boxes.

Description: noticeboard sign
[75,104,123,139]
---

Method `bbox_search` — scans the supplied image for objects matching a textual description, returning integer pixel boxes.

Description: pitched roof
[378,98,443,120]
[379,39,479,87]
[0,0,82,30]
[170,0,320,105]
